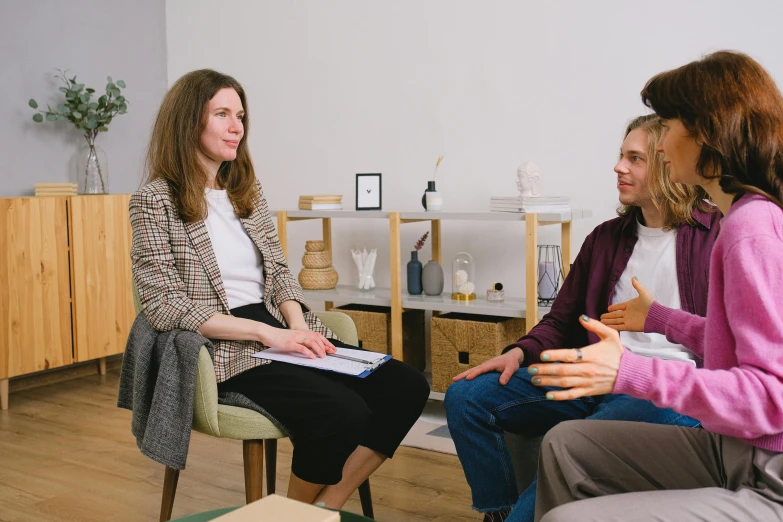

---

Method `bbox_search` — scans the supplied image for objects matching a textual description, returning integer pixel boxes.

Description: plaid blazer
[129,177,334,383]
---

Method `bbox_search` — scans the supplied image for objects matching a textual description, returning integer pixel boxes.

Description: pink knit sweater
[614,194,783,452]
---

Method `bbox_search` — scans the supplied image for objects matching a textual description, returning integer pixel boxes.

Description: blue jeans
[444,369,701,522]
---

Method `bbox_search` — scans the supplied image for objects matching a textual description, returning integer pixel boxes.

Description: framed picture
[355,173,382,210]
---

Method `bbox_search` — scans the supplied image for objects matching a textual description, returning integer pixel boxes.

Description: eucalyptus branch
[28,68,129,142]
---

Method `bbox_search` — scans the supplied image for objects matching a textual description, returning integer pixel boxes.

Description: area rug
[400,419,456,455]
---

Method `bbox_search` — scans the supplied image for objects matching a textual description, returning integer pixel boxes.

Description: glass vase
[77,143,108,194]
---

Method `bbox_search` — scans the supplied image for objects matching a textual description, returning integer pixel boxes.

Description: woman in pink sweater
[530,51,783,522]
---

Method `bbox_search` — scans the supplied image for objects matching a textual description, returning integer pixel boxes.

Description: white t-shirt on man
[610,220,696,365]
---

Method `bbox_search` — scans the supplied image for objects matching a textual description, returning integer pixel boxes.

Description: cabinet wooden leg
[97,357,107,375]
[0,379,8,411]
[243,439,264,503]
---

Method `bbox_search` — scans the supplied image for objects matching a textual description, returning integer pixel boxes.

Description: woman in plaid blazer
[130,69,429,508]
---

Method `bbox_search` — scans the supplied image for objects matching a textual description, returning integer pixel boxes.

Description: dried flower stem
[432,155,444,180]
[414,231,429,250]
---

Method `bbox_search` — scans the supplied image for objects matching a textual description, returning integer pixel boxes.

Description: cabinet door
[0,197,73,379]
[69,195,134,362]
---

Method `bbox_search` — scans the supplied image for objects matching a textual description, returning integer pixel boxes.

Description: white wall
[165,0,783,300]
[0,0,167,196]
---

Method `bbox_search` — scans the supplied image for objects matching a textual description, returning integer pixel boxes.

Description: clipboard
[251,347,392,378]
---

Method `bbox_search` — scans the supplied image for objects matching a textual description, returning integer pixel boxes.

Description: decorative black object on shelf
[537,245,564,305]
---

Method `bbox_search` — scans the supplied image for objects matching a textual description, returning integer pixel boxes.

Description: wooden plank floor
[0,364,477,521]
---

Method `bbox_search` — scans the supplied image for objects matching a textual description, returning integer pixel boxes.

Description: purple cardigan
[505,207,721,366]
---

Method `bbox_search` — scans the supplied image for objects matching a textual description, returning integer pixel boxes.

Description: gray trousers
[535,420,783,522]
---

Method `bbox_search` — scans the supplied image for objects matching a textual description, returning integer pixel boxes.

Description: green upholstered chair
[131,288,374,521]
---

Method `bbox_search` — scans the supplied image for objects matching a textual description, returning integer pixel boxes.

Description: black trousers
[218,303,430,485]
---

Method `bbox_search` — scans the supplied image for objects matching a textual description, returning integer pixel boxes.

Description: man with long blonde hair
[444,115,720,522]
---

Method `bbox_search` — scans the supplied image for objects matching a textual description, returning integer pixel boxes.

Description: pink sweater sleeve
[644,302,706,359]
[614,236,783,441]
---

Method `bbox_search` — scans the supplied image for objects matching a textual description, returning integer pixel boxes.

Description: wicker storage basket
[302,251,331,269]
[335,304,425,371]
[431,313,526,392]
[305,240,326,252]
[298,267,338,289]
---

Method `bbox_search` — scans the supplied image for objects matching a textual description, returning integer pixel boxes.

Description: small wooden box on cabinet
[0,195,134,410]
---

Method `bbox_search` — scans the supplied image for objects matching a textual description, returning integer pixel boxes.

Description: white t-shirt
[203,189,265,310]
[610,220,696,365]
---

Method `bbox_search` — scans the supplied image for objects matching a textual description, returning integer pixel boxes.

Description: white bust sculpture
[516,162,541,198]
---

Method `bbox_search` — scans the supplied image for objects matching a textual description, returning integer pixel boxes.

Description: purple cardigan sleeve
[503,232,594,365]
[644,302,706,359]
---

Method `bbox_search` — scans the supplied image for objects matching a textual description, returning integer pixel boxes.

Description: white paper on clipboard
[251,347,389,377]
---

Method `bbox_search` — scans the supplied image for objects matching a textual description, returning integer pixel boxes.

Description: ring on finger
[575,348,583,362]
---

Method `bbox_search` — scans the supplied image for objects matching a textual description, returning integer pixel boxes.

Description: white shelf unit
[302,285,552,319]
[275,209,592,361]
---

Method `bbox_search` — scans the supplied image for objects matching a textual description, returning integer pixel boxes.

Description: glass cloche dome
[451,252,476,301]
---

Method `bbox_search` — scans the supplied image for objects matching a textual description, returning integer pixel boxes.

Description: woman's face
[198,87,244,167]
[656,118,702,185]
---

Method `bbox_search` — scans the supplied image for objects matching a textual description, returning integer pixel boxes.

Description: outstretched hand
[528,316,624,400]
[600,276,653,332]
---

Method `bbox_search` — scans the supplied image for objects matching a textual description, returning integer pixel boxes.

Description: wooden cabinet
[0,195,134,410]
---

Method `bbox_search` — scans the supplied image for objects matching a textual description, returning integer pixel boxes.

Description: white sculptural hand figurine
[516,162,541,198]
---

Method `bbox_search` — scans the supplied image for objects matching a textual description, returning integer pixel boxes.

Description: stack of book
[298,195,343,210]
[35,183,78,196]
[490,196,571,214]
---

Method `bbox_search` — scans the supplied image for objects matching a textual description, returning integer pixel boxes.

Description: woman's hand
[528,316,624,400]
[600,277,653,332]
[452,347,524,385]
[263,327,337,359]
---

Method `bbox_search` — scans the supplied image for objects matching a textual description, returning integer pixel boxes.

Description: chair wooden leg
[160,466,180,522]
[243,439,264,504]
[264,439,277,496]
[0,379,8,411]
[358,479,374,519]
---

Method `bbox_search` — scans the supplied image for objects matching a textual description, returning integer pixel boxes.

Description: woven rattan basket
[431,313,526,392]
[298,267,338,289]
[335,304,426,371]
[305,240,326,252]
[301,251,331,269]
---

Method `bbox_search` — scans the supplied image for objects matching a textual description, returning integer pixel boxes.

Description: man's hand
[452,348,524,386]
[600,277,653,332]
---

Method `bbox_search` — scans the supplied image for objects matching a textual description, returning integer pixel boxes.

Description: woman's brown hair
[145,69,257,222]
[641,51,783,209]
[617,114,714,230]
